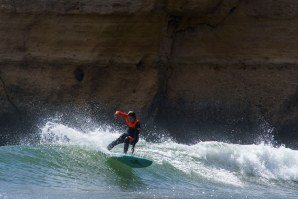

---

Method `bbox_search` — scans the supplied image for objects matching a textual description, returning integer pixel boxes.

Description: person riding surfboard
[107,111,140,154]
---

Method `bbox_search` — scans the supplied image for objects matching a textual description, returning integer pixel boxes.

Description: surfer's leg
[123,137,130,154]
[107,133,127,150]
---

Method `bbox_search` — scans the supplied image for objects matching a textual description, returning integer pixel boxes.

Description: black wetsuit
[107,121,140,153]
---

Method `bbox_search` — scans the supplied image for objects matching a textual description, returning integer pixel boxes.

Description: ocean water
[0,122,298,198]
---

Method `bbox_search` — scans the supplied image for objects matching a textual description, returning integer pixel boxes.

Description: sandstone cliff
[0,0,297,147]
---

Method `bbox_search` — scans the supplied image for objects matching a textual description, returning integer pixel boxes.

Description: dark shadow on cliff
[0,111,40,145]
[0,100,296,150]
[152,99,282,147]
[274,88,298,149]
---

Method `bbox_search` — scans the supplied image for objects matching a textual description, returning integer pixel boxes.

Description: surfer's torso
[115,111,141,142]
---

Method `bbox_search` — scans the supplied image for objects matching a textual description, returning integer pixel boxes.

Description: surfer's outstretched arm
[115,111,128,119]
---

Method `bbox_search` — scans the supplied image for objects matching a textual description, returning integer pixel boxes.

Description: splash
[40,122,298,186]
[40,121,120,152]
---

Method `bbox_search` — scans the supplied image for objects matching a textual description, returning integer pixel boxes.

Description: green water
[0,122,298,198]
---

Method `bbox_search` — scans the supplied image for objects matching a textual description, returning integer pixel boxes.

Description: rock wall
[0,0,297,147]
[157,0,298,146]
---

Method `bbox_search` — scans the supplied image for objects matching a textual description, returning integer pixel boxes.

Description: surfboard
[109,154,153,168]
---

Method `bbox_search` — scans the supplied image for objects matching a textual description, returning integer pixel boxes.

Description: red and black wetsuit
[107,111,141,153]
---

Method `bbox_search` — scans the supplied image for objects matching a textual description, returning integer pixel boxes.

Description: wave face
[0,122,298,198]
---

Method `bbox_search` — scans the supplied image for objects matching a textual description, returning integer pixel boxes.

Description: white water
[40,122,298,187]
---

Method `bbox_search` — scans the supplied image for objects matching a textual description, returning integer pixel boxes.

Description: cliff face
[157,0,298,145]
[0,0,298,147]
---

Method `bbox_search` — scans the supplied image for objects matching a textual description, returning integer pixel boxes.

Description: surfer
[107,111,140,154]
